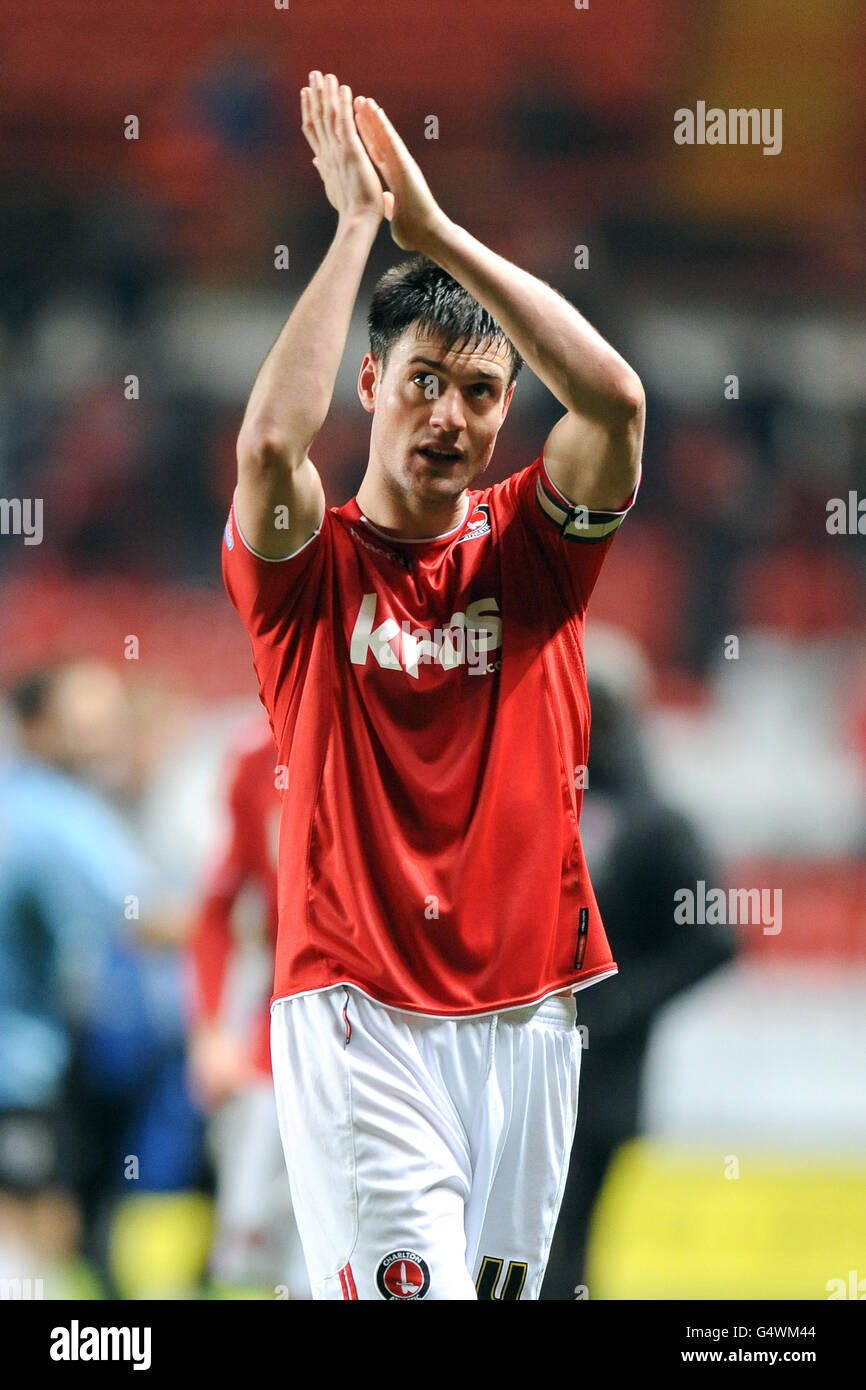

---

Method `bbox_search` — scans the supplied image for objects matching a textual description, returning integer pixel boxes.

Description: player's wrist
[411,209,457,260]
[337,206,383,237]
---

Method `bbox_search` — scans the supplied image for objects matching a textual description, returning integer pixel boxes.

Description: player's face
[38,661,134,793]
[359,328,516,505]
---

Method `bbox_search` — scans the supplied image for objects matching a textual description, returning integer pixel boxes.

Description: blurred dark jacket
[541,676,736,1298]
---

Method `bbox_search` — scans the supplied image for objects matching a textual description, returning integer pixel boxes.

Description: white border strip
[358,495,470,544]
[540,445,643,517]
[231,487,326,563]
[269,968,618,1022]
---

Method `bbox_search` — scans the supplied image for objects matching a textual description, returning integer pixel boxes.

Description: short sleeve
[221,489,327,644]
[500,451,639,613]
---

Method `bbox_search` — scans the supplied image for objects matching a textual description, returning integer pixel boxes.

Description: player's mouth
[415,444,463,464]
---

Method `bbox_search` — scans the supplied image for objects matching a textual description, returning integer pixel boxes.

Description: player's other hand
[187,1023,256,1110]
[302,71,394,226]
[353,95,447,251]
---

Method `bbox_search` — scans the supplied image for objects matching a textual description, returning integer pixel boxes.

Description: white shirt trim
[357,496,470,545]
[231,488,325,563]
[540,446,642,516]
[269,969,617,1022]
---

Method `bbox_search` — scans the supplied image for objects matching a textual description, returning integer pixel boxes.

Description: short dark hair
[7,668,59,724]
[367,254,523,387]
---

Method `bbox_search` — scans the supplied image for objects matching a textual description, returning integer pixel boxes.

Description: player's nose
[429,383,466,432]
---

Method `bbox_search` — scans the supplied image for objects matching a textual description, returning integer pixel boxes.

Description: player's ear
[358,351,379,413]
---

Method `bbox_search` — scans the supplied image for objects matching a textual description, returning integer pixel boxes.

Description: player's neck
[356,473,469,542]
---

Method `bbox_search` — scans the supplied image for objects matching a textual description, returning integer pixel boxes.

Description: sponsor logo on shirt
[350,594,502,679]
[348,525,412,568]
[224,511,234,550]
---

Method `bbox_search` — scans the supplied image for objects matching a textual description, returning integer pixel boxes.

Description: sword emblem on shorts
[376,1249,431,1299]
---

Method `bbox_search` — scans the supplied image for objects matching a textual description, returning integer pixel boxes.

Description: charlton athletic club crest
[455,502,491,545]
[376,1250,431,1300]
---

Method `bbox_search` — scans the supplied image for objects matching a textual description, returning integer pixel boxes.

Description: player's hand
[187,1023,256,1110]
[353,96,448,251]
[302,71,394,226]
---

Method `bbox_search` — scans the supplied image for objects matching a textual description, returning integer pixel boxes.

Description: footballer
[222,71,644,1300]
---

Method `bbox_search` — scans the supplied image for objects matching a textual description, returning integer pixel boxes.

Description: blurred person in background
[187,715,310,1299]
[541,626,737,1300]
[0,660,207,1298]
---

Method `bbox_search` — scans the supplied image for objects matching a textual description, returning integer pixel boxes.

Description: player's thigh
[270,987,477,1300]
[469,994,581,1300]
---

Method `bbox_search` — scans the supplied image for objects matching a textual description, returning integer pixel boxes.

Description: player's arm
[187,893,256,1109]
[186,765,257,1108]
[235,73,390,558]
[354,97,644,511]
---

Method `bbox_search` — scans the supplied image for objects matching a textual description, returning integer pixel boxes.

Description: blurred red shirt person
[188,719,279,1101]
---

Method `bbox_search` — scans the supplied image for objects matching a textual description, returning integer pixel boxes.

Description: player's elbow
[573,366,645,431]
[609,370,645,424]
[237,421,311,476]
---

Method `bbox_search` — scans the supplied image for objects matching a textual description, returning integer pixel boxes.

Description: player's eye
[411,372,439,392]
[470,382,494,397]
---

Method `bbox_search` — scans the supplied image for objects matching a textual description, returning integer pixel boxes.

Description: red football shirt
[223,450,637,1017]
[188,717,280,1074]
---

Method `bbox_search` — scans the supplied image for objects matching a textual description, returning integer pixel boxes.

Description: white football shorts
[269,984,581,1300]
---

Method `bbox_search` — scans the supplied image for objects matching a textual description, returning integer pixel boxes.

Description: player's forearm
[238,212,380,464]
[189,894,236,1021]
[421,218,643,424]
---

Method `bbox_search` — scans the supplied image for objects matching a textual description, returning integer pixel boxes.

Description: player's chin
[410,453,476,496]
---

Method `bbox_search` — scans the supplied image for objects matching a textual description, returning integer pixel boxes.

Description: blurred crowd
[0,657,310,1298]
[0,660,204,1296]
[0,33,863,682]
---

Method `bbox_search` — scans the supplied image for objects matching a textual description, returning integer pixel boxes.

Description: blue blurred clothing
[0,755,158,1108]
[79,945,206,1192]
